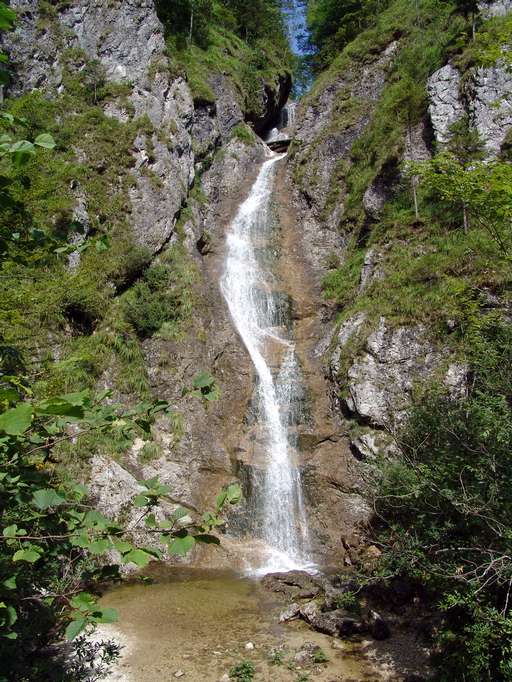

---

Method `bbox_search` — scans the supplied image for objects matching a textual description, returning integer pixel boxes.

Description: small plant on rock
[335,590,361,614]
[229,660,256,681]
[312,648,329,664]
[269,648,285,665]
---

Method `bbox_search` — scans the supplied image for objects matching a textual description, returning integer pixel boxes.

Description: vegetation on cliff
[302,0,512,678]
[0,0,267,678]
[155,0,292,108]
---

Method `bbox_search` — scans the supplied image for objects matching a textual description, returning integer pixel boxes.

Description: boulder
[262,571,322,599]
[368,610,391,640]
[293,641,323,666]
[279,602,301,623]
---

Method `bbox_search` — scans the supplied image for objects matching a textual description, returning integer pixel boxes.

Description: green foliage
[231,123,256,145]
[312,647,329,663]
[371,317,512,681]
[229,660,256,681]
[268,648,285,665]
[335,590,361,614]
[455,14,512,69]
[156,1,291,106]
[307,0,390,67]
[122,246,196,339]
[407,153,512,247]
[0,381,242,677]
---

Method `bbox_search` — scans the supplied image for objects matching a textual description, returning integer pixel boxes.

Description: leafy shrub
[229,660,256,681]
[372,317,512,680]
[335,590,361,615]
[122,247,195,339]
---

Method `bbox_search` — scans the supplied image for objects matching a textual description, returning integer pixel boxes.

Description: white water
[221,151,311,575]
[265,102,297,142]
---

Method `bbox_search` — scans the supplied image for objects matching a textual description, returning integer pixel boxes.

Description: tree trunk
[412,177,419,220]
[463,203,469,233]
[189,1,194,43]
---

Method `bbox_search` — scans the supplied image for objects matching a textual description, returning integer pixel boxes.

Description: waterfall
[221,151,311,574]
[264,102,297,143]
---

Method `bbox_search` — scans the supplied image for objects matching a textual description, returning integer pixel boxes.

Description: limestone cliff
[1,0,291,562]
[288,0,512,514]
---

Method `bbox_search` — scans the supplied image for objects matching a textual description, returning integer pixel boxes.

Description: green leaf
[171,506,190,521]
[0,402,32,435]
[70,592,96,611]
[215,490,227,511]
[3,576,16,590]
[226,483,242,505]
[123,549,153,567]
[36,397,84,418]
[34,133,56,149]
[65,618,87,641]
[10,140,35,167]
[3,524,17,538]
[12,548,41,563]
[168,535,196,556]
[132,494,149,507]
[0,4,16,31]
[32,488,65,510]
[113,539,132,554]
[87,538,112,555]
[192,371,215,389]
[95,607,118,624]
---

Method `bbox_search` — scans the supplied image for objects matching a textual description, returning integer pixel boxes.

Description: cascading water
[221,150,311,574]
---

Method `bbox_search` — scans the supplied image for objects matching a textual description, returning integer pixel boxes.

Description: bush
[122,247,195,339]
[372,316,512,681]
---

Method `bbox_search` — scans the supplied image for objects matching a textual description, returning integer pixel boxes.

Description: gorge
[1,0,512,680]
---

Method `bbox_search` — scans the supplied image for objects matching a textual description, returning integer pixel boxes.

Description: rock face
[428,60,512,156]
[427,0,512,159]
[468,63,512,157]
[427,65,464,145]
[3,0,288,255]
[339,317,440,429]
[2,0,298,563]
[288,0,511,478]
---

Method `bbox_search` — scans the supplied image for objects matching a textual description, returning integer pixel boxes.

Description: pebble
[245,641,255,651]
[174,671,185,679]
[219,675,230,682]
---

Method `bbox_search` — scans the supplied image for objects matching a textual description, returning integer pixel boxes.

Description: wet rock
[262,571,322,599]
[279,602,301,623]
[368,610,391,640]
[299,599,321,624]
[337,614,367,637]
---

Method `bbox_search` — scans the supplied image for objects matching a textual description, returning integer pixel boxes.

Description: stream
[98,568,376,681]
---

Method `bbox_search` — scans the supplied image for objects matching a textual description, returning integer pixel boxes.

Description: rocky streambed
[95,567,430,682]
